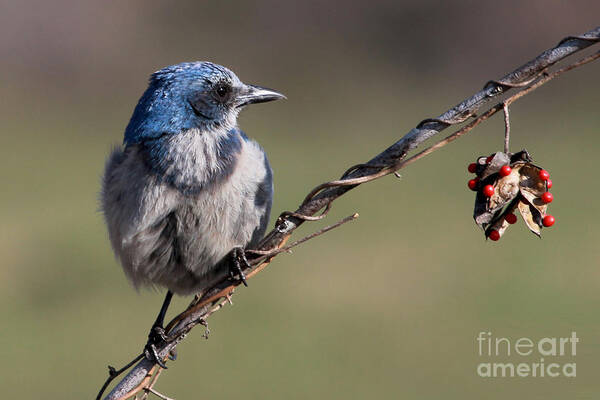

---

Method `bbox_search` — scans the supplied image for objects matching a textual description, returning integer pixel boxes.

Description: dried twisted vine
[99,26,600,400]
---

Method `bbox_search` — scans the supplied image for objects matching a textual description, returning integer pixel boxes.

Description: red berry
[505,213,517,224]
[468,163,477,173]
[468,178,479,191]
[542,215,555,227]
[483,184,495,197]
[546,179,553,189]
[488,230,501,241]
[499,165,512,177]
[539,170,550,181]
[486,155,494,163]
[541,192,553,204]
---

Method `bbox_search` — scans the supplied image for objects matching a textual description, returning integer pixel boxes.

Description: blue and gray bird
[101,62,284,364]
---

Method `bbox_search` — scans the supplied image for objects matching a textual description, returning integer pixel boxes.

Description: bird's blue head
[124,62,285,145]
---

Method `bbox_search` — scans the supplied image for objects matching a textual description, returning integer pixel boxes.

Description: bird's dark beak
[236,84,286,108]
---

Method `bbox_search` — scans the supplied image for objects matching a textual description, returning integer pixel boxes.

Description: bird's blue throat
[137,128,246,195]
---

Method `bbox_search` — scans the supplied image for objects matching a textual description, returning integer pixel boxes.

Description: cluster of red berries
[467,157,555,241]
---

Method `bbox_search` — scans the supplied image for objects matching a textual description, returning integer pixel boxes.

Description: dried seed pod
[471,149,553,239]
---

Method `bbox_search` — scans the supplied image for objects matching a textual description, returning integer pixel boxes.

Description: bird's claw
[229,247,249,287]
[144,326,169,368]
[150,325,169,342]
[144,343,168,369]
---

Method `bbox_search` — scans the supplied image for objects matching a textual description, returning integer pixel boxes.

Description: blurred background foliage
[1,1,599,398]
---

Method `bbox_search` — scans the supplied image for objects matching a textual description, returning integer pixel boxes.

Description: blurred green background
[1,1,599,399]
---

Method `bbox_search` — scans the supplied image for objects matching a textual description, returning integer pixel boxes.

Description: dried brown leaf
[517,197,542,237]
[518,163,548,216]
[519,163,546,197]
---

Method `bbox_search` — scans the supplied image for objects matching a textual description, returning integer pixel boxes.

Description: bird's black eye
[213,83,232,102]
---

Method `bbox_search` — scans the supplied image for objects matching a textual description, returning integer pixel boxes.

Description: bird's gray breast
[101,128,273,295]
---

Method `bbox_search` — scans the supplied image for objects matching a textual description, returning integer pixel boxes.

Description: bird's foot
[229,247,249,287]
[144,325,169,369]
